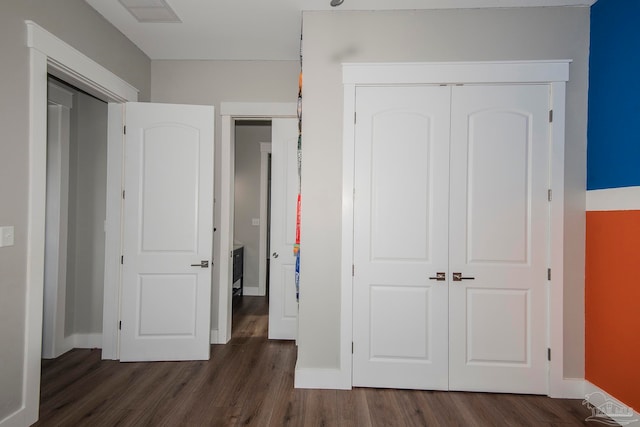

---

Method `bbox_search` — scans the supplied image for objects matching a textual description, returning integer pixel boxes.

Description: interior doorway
[232,120,272,301]
[218,103,297,345]
[226,117,299,340]
[42,76,108,359]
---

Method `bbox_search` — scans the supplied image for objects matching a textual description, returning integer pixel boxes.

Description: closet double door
[352,84,550,394]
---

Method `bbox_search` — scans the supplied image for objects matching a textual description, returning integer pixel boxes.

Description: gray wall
[0,0,150,420]
[151,60,299,330]
[64,90,108,336]
[298,8,590,379]
[234,122,271,293]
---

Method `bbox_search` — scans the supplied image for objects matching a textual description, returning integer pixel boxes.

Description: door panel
[449,85,549,394]
[370,285,431,359]
[466,289,529,364]
[120,102,214,362]
[466,110,531,263]
[352,86,451,390]
[268,118,299,340]
[139,127,199,252]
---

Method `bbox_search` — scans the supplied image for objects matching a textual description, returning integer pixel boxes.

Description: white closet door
[352,86,451,390]
[448,85,549,394]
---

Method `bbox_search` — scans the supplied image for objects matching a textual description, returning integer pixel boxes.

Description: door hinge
[548,189,552,202]
[122,190,125,199]
[354,112,357,124]
[549,110,553,123]
[547,268,551,281]
[352,342,354,354]
[121,255,124,265]
[352,264,355,277]
[119,321,122,330]
[123,125,126,135]
[547,348,551,361]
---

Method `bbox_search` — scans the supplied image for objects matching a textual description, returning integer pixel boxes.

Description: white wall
[71,91,108,335]
[62,87,107,338]
[0,1,149,421]
[234,122,271,293]
[298,8,590,379]
[151,60,299,330]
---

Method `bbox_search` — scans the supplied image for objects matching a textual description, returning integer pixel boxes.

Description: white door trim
[339,61,571,394]
[24,20,137,426]
[217,103,296,344]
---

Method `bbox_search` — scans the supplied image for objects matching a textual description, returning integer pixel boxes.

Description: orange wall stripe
[585,210,640,411]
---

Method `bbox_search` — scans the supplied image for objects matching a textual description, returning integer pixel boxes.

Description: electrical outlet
[251,218,260,226]
[0,226,15,247]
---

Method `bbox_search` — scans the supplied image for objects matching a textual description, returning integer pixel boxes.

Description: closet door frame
[340,60,571,397]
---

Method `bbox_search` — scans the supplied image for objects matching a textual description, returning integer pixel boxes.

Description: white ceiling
[86,0,596,61]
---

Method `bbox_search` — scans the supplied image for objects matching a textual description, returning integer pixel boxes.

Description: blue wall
[587,0,640,190]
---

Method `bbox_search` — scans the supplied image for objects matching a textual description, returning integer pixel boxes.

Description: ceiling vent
[118,0,181,23]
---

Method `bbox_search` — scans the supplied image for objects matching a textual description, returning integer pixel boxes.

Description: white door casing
[26,20,138,426]
[120,102,214,361]
[268,118,299,340]
[352,86,451,389]
[448,84,550,394]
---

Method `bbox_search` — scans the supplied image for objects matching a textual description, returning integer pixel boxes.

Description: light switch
[251,218,260,226]
[0,226,15,247]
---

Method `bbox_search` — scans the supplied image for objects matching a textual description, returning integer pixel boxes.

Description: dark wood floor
[36,296,597,427]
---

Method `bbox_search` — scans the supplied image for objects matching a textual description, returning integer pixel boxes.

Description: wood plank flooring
[36,296,597,426]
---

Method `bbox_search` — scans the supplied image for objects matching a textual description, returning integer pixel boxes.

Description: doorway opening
[232,120,272,298]
[231,120,272,335]
[42,76,108,360]
[217,104,297,345]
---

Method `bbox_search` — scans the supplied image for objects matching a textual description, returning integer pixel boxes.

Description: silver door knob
[452,272,474,281]
[272,252,279,258]
[429,272,446,281]
[190,260,209,268]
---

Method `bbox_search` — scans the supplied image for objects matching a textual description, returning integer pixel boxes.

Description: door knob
[452,272,474,281]
[190,260,209,268]
[429,272,446,281]
[272,252,279,259]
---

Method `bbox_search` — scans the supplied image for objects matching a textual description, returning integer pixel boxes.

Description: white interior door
[352,86,451,389]
[448,85,549,394]
[268,118,299,340]
[120,102,214,362]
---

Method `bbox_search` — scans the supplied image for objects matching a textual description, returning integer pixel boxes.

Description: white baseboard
[549,378,585,399]
[241,286,265,296]
[294,364,351,390]
[584,381,640,426]
[210,329,218,344]
[72,333,103,349]
[0,406,25,427]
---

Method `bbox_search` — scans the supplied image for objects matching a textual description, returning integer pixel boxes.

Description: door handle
[452,272,474,281]
[272,252,279,259]
[190,260,209,268]
[429,272,446,281]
